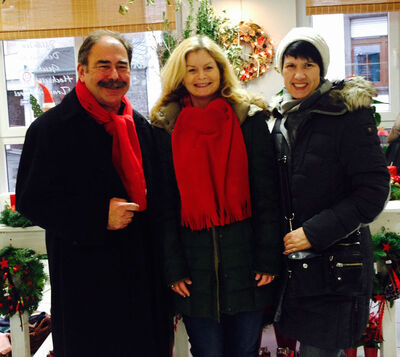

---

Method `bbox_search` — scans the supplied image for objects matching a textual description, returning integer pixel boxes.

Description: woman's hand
[283,227,311,254]
[171,279,192,297]
[255,273,275,287]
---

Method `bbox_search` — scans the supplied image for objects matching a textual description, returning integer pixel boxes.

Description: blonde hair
[150,35,266,118]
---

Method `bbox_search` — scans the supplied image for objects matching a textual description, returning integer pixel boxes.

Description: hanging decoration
[156,0,274,83]
[222,21,274,83]
[0,246,46,318]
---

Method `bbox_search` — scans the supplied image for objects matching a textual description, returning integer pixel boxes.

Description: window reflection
[5,144,23,192]
[3,38,76,128]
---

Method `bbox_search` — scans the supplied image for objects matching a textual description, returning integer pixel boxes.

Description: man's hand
[171,279,192,298]
[107,197,139,230]
[283,227,312,255]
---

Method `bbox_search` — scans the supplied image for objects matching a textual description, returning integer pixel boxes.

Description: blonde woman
[150,35,281,357]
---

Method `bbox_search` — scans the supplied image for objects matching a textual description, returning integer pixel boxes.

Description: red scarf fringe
[75,80,147,210]
[172,98,251,231]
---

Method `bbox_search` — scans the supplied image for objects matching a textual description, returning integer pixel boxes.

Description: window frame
[312,11,400,125]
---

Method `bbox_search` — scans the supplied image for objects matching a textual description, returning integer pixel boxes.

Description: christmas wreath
[222,21,274,82]
[372,230,400,301]
[0,246,46,318]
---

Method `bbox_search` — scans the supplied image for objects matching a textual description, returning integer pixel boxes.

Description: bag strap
[272,117,294,232]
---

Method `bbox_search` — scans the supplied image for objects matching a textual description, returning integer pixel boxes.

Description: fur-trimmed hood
[270,76,377,115]
[151,100,265,134]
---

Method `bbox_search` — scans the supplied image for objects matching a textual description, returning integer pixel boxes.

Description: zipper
[335,262,363,268]
[337,242,360,246]
[211,226,221,322]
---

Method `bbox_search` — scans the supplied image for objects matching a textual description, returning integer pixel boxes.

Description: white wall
[210,0,297,103]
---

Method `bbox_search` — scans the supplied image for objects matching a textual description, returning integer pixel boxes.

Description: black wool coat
[151,102,282,321]
[16,90,172,357]
[270,77,390,349]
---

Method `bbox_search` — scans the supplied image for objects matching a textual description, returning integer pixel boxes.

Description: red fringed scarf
[75,80,147,210]
[172,97,251,231]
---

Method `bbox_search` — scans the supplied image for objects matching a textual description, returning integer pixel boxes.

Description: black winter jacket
[270,77,390,349]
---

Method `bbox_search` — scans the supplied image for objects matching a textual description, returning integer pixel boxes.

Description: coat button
[303,263,308,269]
[219,233,223,238]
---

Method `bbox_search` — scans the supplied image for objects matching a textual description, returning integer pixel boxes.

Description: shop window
[312,12,397,116]
[347,15,388,97]
[2,37,76,129]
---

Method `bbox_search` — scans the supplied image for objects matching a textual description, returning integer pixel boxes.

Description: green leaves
[0,205,33,228]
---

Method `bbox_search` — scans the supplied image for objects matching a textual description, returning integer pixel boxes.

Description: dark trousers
[182,309,264,357]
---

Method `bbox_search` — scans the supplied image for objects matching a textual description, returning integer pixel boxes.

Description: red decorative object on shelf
[9,194,15,212]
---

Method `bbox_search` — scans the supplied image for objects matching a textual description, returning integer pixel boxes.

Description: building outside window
[346,14,388,99]
[312,11,400,123]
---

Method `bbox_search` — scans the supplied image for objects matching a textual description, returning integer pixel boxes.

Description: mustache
[98,80,127,89]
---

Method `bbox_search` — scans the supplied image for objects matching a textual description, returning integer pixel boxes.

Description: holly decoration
[0,204,33,228]
[0,246,46,318]
[30,94,44,119]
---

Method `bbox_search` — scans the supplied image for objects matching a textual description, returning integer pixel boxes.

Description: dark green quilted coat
[152,105,282,321]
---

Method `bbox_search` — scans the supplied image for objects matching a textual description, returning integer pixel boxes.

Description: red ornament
[0,258,8,269]
[27,281,33,286]
[8,285,13,290]
[383,243,391,252]
[26,297,30,301]
[7,296,11,300]
[13,265,20,273]
[0,303,3,308]
[392,175,400,183]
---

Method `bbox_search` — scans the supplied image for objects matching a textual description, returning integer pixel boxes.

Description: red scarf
[172,97,251,231]
[75,80,147,210]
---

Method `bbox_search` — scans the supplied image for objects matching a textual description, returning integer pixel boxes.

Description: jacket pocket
[327,242,364,296]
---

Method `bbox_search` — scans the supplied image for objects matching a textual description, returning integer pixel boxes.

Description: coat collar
[151,100,262,134]
[270,76,376,117]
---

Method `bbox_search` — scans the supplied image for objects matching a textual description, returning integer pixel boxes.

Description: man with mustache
[16,30,171,356]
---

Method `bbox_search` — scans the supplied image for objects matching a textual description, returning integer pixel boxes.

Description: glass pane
[353,45,381,82]
[5,144,23,193]
[123,32,162,117]
[3,37,76,128]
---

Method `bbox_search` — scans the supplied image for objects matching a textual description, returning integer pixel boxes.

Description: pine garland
[0,246,47,318]
[0,205,33,228]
